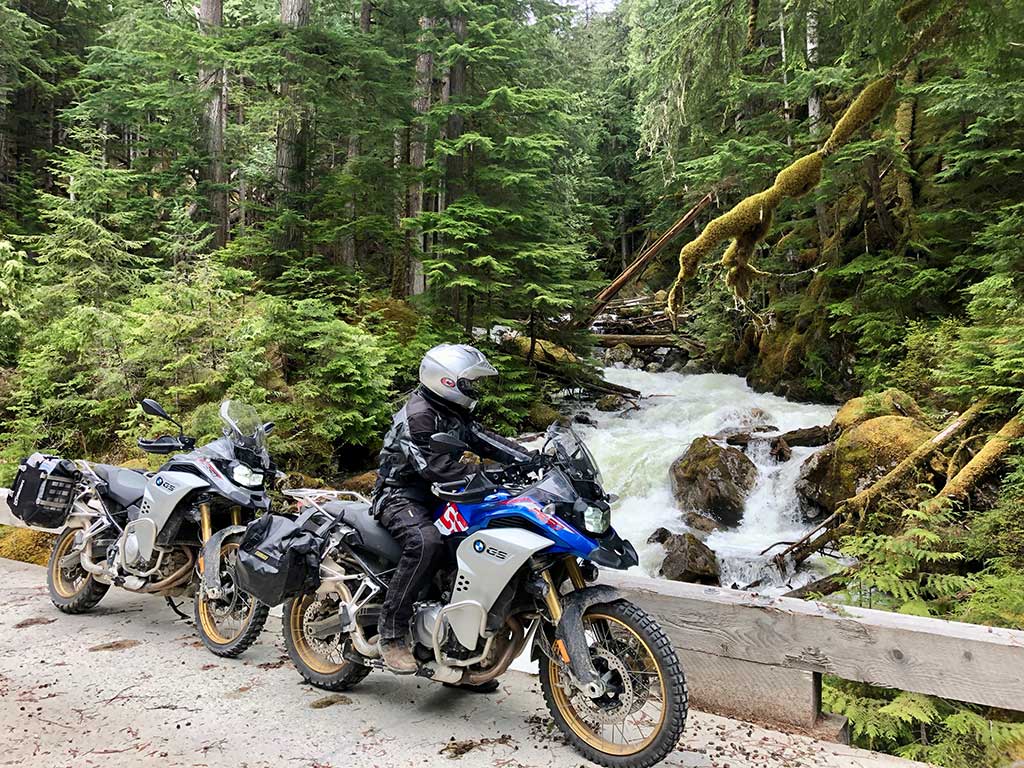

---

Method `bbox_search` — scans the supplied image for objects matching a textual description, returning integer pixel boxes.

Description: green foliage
[824,681,1024,767]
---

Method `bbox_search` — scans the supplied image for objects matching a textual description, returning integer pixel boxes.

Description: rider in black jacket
[373,344,529,674]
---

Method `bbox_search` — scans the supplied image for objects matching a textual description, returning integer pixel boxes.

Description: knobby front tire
[194,540,269,658]
[540,599,688,768]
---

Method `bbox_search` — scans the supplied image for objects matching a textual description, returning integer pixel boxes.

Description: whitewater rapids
[570,369,837,592]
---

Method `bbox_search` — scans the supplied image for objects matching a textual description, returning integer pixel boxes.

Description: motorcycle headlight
[583,505,610,535]
[231,462,264,488]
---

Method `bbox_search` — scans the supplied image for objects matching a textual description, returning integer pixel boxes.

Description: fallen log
[583,192,713,324]
[500,335,642,400]
[784,573,848,599]
[773,400,990,569]
[921,413,1024,514]
[593,333,705,354]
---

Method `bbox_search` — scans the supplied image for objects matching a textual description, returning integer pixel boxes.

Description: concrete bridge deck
[0,557,932,768]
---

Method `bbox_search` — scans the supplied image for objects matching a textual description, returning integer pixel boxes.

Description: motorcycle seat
[322,500,401,565]
[92,464,148,508]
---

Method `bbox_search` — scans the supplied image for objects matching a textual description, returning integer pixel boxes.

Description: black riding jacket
[373,386,527,509]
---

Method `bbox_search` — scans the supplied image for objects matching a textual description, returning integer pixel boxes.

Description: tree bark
[403,16,434,297]
[339,1,372,267]
[923,414,1024,512]
[805,6,830,247]
[745,0,761,53]
[864,153,898,242]
[895,63,919,231]
[199,0,228,249]
[275,0,311,253]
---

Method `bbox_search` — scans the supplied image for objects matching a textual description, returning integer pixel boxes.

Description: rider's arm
[403,408,475,484]
[467,423,531,465]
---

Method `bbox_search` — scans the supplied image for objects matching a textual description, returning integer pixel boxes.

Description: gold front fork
[540,569,563,622]
[199,502,213,543]
[565,557,587,590]
[230,506,241,526]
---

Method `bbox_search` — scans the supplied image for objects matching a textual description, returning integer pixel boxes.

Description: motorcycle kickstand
[165,597,191,621]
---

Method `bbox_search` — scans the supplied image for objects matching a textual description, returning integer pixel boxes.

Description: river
[569,369,837,592]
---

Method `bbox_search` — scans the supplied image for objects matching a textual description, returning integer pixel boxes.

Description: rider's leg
[376,497,443,673]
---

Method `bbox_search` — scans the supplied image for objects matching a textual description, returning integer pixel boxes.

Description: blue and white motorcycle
[282,425,688,767]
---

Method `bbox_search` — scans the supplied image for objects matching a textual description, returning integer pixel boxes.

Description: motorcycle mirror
[263,422,275,435]
[430,432,469,454]
[141,398,171,421]
[140,398,184,436]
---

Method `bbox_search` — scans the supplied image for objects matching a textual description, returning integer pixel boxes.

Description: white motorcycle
[21,400,276,657]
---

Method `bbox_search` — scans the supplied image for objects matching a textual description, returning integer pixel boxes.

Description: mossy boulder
[648,528,720,585]
[796,415,936,518]
[595,394,626,412]
[833,388,924,431]
[0,525,55,566]
[341,470,378,497]
[526,402,564,432]
[604,343,633,365]
[505,336,579,365]
[670,437,758,527]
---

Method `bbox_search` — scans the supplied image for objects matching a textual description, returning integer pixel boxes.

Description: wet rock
[526,402,563,431]
[680,359,707,375]
[685,511,722,536]
[595,394,626,412]
[645,362,661,373]
[670,437,758,527]
[648,528,720,585]
[572,411,596,426]
[774,424,833,447]
[833,388,924,432]
[712,408,778,441]
[605,342,634,365]
[663,348,689,370]
[796,415,936,518]
[770,437,792,463]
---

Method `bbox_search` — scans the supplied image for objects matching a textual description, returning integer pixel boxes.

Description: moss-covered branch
[665,0,965,320]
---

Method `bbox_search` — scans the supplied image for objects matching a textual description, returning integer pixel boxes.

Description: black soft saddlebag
[9,453,81,528]
[234,514,322,606]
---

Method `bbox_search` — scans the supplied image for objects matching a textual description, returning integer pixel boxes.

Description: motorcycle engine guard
[200,525,247,598]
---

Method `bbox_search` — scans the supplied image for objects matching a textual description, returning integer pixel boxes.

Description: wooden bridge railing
[602,571,1024,741]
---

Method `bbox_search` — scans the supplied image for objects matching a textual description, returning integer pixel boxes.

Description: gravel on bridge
[0,556,933,768]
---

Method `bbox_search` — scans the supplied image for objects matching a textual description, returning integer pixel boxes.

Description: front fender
[200,525,247,598]
[533,585,621,687]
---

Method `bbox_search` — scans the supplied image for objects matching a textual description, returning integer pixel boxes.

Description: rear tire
[539,599,688,768]
[47,528,109,614]
[283,592,371,691]
[194,540,269,658]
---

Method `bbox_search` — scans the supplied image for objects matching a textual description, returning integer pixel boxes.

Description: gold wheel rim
[197,542,255,645]
[290,593,346,676]
[52,532,88,599]
[548,613,668,756]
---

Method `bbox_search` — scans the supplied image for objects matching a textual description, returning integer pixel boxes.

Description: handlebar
[137,435,196,454]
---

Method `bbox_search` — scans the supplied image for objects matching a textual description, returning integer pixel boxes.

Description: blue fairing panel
[433,492,600,559]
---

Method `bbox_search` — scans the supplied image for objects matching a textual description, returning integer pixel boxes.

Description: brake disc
[302,597,346,664]
[569,647,636,725]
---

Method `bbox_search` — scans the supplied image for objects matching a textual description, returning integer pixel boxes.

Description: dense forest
[1,0,1023,764]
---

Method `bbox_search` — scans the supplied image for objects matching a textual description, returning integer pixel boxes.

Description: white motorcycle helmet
[419,343,498,412]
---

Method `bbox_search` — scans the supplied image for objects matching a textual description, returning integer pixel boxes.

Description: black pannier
[9,453,81,529]
[234,514,322,607]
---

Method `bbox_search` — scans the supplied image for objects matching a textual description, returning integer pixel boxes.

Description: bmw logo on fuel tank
[473,540,485,553]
